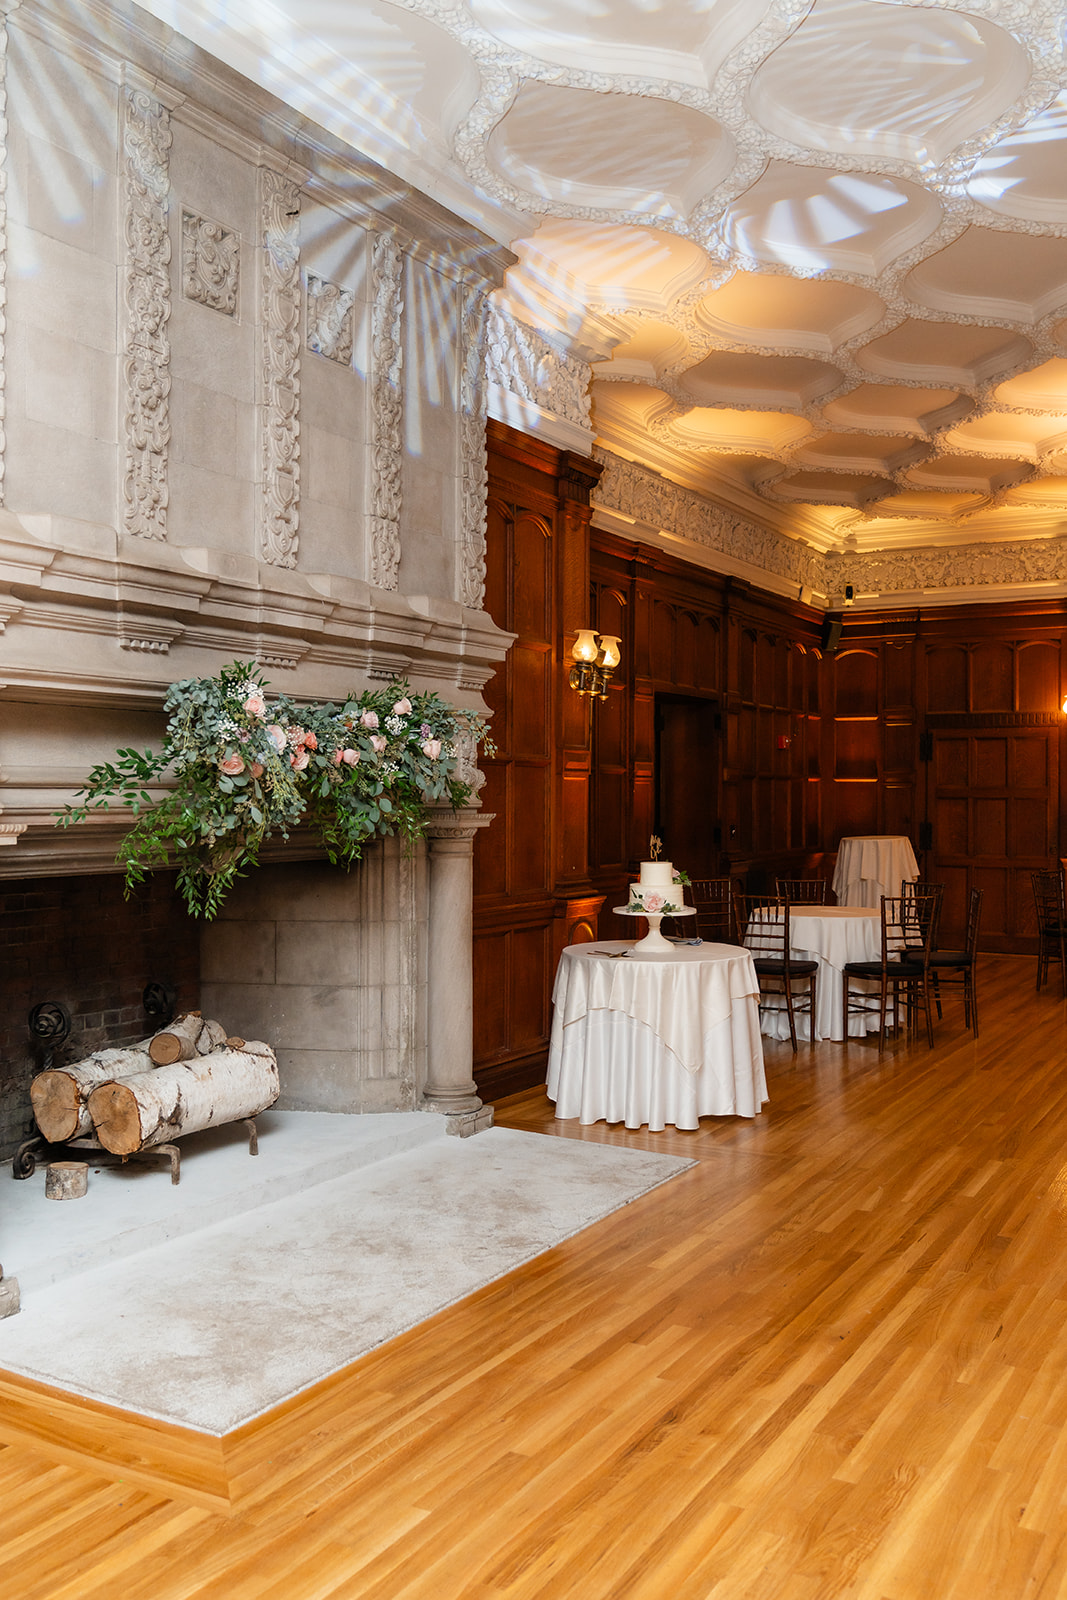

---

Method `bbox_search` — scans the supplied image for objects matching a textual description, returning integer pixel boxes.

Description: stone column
[422,808,494,1133]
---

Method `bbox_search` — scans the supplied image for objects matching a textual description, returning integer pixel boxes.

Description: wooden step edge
[0,1366,233,1514]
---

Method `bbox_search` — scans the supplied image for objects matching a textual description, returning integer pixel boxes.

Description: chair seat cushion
[753,958,818,976]
[844,959,926,979]
[929,950,971,967]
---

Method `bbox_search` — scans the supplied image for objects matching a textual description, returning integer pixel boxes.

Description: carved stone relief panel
[306,273,354,365]
[258,166,302,570]
[0,9,11,509]
[122,84,173,542]
[458,283,489,611]
[181,211,240,316]
[367,231,403,590]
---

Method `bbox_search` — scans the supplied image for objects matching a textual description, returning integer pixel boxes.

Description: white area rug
[0,1117,692,1434]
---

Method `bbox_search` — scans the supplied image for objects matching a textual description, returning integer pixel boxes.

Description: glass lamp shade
[597,635,621,669]
[572,629,600,663]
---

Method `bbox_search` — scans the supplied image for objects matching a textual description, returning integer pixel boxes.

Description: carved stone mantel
[421,807,495,1119]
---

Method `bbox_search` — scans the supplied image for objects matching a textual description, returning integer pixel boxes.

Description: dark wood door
[926,727,1058,951]
[655,695,720,878]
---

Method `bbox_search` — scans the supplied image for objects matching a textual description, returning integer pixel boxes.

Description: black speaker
[821,617,843,653]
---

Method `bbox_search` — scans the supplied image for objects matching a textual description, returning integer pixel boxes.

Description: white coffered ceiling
[139,0,1067,560]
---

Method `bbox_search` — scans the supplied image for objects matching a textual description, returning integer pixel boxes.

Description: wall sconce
[569,630,621,700]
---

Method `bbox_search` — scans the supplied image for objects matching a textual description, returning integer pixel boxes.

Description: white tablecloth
[547,941,767,1130]
[752,906,882,1042]
[832,835,919,908]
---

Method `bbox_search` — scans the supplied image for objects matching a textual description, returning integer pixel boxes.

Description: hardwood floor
[4,954,1067,1598]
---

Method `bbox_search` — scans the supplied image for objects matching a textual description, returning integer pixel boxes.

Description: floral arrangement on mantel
[57,661,492,919]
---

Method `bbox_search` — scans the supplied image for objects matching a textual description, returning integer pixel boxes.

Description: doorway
[654,694,721,878]
[923,722,1058,951]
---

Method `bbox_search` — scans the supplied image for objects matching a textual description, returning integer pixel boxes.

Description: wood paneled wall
[472,423,602,1101]
[476,428,1067,1095]
[589,534,828,932]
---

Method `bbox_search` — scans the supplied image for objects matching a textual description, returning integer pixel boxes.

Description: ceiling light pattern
[138,0,1067,545]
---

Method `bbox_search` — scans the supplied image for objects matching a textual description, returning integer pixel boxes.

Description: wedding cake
[628,860,684,913]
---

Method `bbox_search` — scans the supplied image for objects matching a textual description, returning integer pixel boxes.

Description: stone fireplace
[0,0,511,1152]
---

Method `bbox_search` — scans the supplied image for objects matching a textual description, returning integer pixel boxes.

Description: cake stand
[613,903,696,953]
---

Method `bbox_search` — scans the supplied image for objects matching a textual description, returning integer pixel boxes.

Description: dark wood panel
[834,649,878,716]
[972,641,1013,711]
[927,645,968,712]
[511,511,553,641]
[472,930,508,1059]
[509,762,550,893]
[1018,641,1059,711]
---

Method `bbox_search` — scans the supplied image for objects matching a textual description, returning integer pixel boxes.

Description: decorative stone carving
[485,304,592,435]
[181,211,239,316]
[830,535,1067,599]
[451,717,487,802]
[458,283,489,610]
[306,273,354,364]
[593,448,826,592]
[0,7,13,509]
[258,167,302,569]
[122,87,173,542]
[367,232,404,590]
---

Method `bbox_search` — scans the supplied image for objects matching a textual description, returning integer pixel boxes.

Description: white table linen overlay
[832,835,920,908]
[751,906,882,1042]
[547,942,767,1130]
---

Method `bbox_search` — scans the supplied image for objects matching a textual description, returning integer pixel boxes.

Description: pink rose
[266,724,287,752]
[304,731,318,751]
[644,892,665,913]
[249,762,264,779]
[341,748,360,766]
[370,734,388,754]
[392,697,413,716]
[332,748,343,765]
[421,737,442,760]
[243,694,266,718]
[290,749,310,771]
[360,710,379,730]
[219,753,245,776]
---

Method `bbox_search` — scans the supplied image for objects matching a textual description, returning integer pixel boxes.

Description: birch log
[30,1041,156,1143]
[148,1012,228,1065]
[87,1044,279,1155]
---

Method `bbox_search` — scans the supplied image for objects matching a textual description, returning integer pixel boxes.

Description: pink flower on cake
[644,892,665,913]
[421,737,442,760]
[219,753,245,776]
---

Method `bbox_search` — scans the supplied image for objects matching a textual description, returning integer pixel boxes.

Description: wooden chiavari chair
[928,887,983,1037]
[775,877,831,905]
[842,888,941,1053]
[734,892,817,1053]
[1031,870,1067,994]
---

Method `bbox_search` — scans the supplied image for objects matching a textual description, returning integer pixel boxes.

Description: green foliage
[57,661,494,919]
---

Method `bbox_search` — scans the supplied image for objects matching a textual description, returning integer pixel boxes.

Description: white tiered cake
[628,861,684,913]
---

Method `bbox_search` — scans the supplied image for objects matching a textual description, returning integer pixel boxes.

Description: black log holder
[13,1120,259,1186]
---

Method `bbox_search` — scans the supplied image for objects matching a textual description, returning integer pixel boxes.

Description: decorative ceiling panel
[135,0,1067,564]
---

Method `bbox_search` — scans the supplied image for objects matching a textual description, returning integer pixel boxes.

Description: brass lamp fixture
[569,629,621,700]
